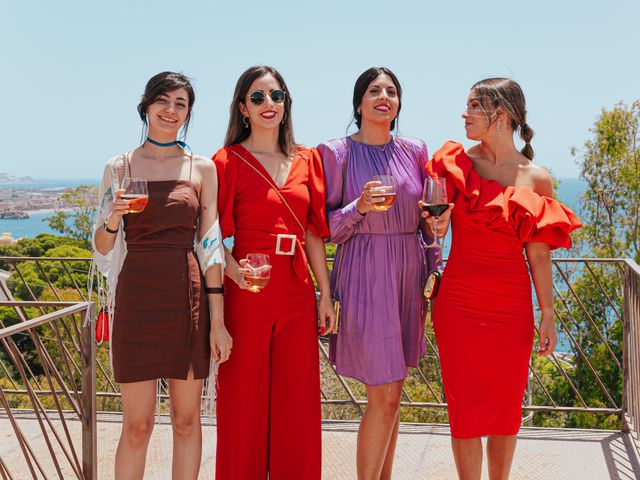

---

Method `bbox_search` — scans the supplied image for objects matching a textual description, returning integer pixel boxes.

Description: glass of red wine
[422,177,448,249]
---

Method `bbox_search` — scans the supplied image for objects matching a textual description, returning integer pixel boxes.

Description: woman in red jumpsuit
[213,65,336,480]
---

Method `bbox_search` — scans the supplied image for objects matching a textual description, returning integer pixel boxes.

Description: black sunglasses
[248,89,286,106]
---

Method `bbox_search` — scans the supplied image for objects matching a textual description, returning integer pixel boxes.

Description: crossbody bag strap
[122,152,128,185]
[112,152,130,188]
[230,149,306,237]
[108,153,128,198]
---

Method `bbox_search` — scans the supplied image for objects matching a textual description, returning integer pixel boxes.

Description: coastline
[23,208,73,215]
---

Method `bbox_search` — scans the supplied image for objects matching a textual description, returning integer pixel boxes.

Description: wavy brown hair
[471,77,535,160]
[224,65,296,156]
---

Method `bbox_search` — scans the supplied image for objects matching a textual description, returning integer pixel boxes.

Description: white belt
[275,233,297,255]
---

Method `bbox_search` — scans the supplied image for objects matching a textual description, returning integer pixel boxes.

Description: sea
[0,179,100,238]
[0,178,587,240]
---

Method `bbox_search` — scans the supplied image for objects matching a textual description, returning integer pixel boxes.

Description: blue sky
[1,0,637,179]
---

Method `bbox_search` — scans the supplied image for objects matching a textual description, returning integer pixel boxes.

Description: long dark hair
[352,67,403,131]
[224,65,296,156]
[471,77,534,160]
[137,72,195,141]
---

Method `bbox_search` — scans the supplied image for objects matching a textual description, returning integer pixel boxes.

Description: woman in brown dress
[93,72,229,480]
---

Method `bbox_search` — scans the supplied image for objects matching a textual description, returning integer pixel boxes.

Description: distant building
[0,232,19,244]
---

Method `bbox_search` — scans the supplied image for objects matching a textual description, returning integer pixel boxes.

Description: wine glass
[121,178,149,213]
[243,253,271,293]
[370,175,397,212]
[422,177,448,249]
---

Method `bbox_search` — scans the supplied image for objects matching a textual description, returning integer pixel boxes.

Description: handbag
[94,154,128,344]
[423,270,442,301]
[423,223,445,302]
[95,307,110,342]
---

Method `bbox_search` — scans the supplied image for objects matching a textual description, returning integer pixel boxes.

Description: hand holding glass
[120,178,149,213]
[369,175,397,212]
[422,177,448,249]
[243,253,271,293]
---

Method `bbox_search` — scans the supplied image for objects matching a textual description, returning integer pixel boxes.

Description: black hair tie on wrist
[205,286,224,295]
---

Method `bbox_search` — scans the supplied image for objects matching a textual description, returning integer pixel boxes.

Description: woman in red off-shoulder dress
[424,78,581,480]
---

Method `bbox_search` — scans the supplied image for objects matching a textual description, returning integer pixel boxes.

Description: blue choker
[146,137,190,150]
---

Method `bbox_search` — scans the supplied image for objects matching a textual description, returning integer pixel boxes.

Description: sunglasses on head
[248,89,286,106]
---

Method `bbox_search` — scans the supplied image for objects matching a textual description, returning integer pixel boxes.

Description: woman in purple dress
[318,67,436,480]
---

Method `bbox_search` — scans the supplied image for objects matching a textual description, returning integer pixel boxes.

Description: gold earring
[497,119,502,132]
[243,116,250,129]
[281,112,287,125]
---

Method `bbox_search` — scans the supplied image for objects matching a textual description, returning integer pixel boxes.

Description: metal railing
[320,258,633,425]
[0,255,638,477]
[0,300,95,480]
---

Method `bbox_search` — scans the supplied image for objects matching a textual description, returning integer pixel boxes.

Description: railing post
[622,263,630,433]
[526,366,534,426]
[81,303,97,480]
[622,261,640,462]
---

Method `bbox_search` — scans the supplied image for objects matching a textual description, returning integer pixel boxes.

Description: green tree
[43,244,92,291]
[572,100,640,262]
[45,185,98,246]
[532,101,640,429]
[0,234,85,270]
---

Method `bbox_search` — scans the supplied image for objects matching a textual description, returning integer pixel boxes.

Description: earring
[497,119,502,132]
[243,116,249,129]
[281,112,287,125]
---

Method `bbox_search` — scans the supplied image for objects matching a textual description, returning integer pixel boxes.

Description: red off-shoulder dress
[428,141,581,439]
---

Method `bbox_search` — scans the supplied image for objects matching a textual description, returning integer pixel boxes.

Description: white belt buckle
[275,234,297,255]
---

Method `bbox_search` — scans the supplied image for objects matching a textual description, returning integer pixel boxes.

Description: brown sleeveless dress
[112,179,210,383]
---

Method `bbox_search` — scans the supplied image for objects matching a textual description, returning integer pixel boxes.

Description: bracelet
[205,286,224,295]
[103,221,118,234]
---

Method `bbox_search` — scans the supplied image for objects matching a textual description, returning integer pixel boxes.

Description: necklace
[146,136,190,150]
[351,135,393,153]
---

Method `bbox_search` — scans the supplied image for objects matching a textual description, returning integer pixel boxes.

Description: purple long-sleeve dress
[318,136,437,386]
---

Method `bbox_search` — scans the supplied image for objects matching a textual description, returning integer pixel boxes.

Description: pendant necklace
[354,135,393,153]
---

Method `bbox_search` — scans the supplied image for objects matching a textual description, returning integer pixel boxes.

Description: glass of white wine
[121,178,149,213]
[370,175,397,212]
[243,253,271,293]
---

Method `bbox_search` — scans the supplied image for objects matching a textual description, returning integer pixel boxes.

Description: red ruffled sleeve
[302,147,330,239]
[506,186,582,249]
[212,147,237,239]
[426,140,582,250]
[427,141,506,223]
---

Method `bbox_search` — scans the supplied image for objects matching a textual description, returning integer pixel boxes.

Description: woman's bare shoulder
[522,162,554,197]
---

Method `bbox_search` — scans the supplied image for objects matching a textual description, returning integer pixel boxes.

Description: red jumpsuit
[213,144,329,479]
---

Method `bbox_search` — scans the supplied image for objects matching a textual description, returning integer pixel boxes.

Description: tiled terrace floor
[1,413,639,479]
